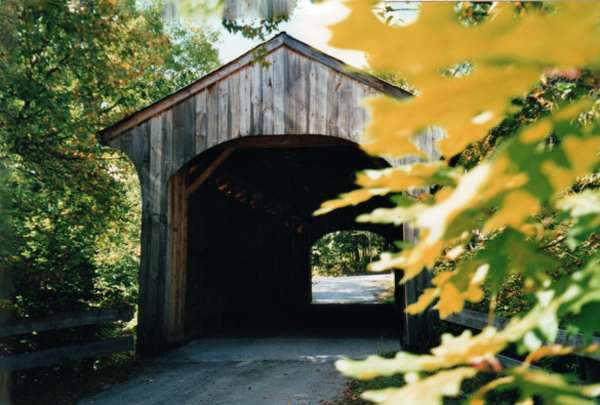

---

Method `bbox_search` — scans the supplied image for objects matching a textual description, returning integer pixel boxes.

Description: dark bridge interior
[183,136,401,341]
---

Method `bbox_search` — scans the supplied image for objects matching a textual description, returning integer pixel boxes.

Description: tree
[312,231,390,277]
[0,0,220,359]
[316,2,600,404]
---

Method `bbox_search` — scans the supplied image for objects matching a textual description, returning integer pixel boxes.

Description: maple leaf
[361,368,477,405]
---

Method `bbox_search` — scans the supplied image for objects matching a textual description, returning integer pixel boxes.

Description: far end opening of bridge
[311,230,396,306]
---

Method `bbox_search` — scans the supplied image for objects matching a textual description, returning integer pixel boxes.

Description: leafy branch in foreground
[319,2,600,405]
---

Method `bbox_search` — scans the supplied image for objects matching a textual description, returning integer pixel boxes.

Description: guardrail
[444,309,600,381]
[0,306,134,372]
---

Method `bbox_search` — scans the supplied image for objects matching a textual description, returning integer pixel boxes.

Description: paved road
[312,274,394,304]
[78,333,400,405]
[77,277,399,405]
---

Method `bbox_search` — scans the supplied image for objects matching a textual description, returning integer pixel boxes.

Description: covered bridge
[100,32,442,354]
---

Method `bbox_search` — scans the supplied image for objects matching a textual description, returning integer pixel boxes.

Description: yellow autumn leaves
[319,2,600,405]
[329,1,600,160]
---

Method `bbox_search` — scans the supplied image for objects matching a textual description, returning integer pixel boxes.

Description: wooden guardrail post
[0,307,134,373]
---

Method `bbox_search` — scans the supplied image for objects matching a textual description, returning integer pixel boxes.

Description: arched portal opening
[179,135,401,342]
[311,230,395,305]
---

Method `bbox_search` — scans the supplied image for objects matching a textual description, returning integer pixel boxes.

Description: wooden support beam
[185,147,234,199]
[0,307,134,338]
[364,155,388,170]
[0,337,133,372]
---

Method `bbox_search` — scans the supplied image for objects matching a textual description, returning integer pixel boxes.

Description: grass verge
[329,371,520,405]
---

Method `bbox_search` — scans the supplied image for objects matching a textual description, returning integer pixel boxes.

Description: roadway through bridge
[77,276,400,405]
[312,274,393,305]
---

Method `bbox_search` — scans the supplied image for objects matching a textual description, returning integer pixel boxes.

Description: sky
[213,0,368,68]
[210,0,421,69]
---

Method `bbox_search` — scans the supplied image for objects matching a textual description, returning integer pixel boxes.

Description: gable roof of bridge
[100,32,412,143]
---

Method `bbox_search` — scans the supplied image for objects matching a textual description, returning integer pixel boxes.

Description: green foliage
[320,2,600,405]
[0,0,221,384]
[312,231,391,277]
[222,15,290,42]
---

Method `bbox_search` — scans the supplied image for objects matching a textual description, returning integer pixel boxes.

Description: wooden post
[395,127,445,350]
[167,169,189,344]
[186,147,234,199]
[400,222,438,349]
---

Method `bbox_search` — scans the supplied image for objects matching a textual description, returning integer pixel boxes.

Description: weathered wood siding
[105,40,417,351]
[111,47,383,181]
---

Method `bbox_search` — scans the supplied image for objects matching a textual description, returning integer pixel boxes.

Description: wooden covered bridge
[100,32,442,354]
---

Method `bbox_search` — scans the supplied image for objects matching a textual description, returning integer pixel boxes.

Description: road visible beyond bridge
[312,274,394,304]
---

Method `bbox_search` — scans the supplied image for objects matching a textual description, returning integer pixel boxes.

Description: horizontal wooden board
[446,309,600,361]
[0,337,133,372]
[496,354,540,370]
[0,307,134,337]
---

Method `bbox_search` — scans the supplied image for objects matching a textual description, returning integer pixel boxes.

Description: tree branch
[539,236,566,250]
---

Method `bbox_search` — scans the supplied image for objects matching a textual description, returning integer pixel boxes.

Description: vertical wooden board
[147,116,163,326]
[362,87,373,144]
[135,126,150,349]
[129,126,141,168]
[109,135,121,152]
[218,78,229,143]
[315,63,328,135]
[140,122,152,210]
[307,59,318,134]
[262,53,274,135]
[414,128,431,160]
[350,82,365,143]
[284,50,297,134]
[167,169,188,343]
[137,199,153,348]
[401,188,437,348]
[427,127,445,160]
[120,131,133,162]
[162,109,174,180]
[239,68,251,136]
[132,124,148,180]
[149,116,163,216]
[336,76,352,140]
[326,70,341,137]
[156,109,173,343]
[206,84,219,149]
[172,101,184,171]
[236,0,247,16]
[272,49,285,134]
[195,91,208,155]
[183,96,196,165]
[249,62,263,135]
[363,85,379,139]
[408,127,445,161]
[229,72,241,139]
[295,54,308,135]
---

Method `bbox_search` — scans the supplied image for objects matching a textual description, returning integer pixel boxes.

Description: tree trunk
[367,232,372,262]
[1,156,12,405]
